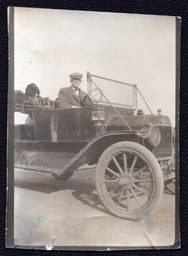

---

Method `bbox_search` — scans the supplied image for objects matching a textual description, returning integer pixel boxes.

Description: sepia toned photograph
[7,7,179,250]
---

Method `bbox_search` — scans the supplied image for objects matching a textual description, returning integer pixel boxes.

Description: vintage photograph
[8,7,179,249]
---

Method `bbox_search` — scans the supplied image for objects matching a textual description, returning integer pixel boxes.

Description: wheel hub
[119,174,133,186]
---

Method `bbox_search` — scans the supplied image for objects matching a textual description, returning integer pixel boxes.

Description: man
[57,72,93,109]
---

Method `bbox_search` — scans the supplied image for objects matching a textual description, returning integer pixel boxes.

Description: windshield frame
[87,73,137,110]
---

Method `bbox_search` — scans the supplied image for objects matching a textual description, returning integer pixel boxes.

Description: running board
[15,164,63,176]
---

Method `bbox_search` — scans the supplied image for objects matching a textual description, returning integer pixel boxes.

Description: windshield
[87,73,137,109]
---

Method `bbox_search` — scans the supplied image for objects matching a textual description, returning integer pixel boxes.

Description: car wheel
[95,141,164,220]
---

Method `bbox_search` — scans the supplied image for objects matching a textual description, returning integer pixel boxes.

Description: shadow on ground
[15,167,111,215]
[14,167,174,218]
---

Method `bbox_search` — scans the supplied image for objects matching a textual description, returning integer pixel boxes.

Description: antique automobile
[14,72,175,220]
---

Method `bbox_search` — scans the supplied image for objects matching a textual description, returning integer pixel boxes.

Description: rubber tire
[95,141,164,220]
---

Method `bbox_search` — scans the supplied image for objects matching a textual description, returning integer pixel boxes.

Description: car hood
[106,114,171,132]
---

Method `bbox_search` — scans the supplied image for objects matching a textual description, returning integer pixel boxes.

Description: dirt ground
[14,166,177,249]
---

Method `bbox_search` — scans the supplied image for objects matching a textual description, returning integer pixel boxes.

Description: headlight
[148,126,161,147]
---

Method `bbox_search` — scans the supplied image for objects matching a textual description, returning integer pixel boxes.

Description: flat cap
[70,72,83,80]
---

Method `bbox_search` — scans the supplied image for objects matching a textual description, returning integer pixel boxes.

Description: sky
[14,7,176,125]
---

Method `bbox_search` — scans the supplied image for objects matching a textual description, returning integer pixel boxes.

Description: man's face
[71,78,81,89]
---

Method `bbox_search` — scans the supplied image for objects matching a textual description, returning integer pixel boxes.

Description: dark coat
[57,86,93,109]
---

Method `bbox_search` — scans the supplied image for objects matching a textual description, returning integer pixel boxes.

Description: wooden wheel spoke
[126,188,130,211]
[112,156,123,174]
[133,178,152,183]
[130,188,141,207]
[123,153,128,174]
[132,166,147,177]
[108,184,121,197]
[132,183,150,196]
[129,156,138,174]
[106,167,120,178]
[117,187,125,202]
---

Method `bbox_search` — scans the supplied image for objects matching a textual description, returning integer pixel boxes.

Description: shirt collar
[72,86,80,91]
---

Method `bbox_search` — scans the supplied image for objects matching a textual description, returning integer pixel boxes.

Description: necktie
[75,88,80,96]
[75,88,82,105]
